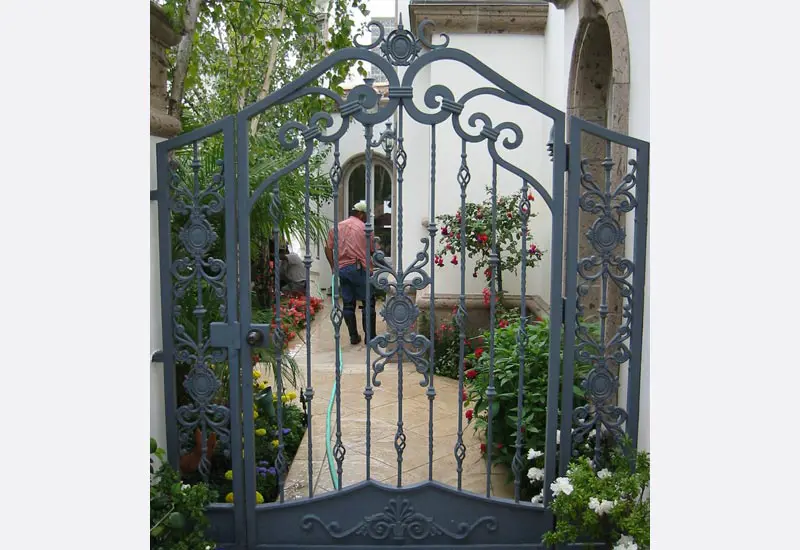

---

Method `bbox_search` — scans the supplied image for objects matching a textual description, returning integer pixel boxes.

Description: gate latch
[210,322,273,350]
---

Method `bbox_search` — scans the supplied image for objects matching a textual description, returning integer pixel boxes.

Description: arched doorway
[340,154,395,267]
[567,0,631,333]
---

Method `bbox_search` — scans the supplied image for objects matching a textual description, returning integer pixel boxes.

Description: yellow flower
[271,439,279,448]
[258,381,268,390]
[225,492,234,503]
[224,470,233,480]
[255,491,264,504]
[272,394,278,401]
[255,428,267,436]
[281,395,289,404]
[253,410,259,419]
[287,391,297,400]
[253,369,261,379]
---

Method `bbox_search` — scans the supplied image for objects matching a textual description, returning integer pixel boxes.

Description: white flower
[589,429,596,439]
[597,468,612,479]
[588,497,615,516]
[550,477,573,497]
[527,467,544,482]
[530,489,544,504]
[612,535,638,550]
[527,448,543,460]
[181,483,191,491]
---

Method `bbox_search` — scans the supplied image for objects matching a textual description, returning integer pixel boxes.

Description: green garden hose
[325,274,341,489]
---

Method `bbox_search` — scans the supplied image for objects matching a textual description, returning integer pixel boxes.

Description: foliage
[463,317,596,499]
[542,447,650,550]
[434,187,544,294]
[418,308,481,380]
[181,369,307,505]
[150,440,217,550]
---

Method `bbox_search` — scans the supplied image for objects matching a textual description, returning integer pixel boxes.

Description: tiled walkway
[259,297,514,501]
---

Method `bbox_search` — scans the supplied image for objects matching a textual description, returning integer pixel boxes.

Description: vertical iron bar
[513,178,529,503]
[364,123,376,481]
[236,114,257,544]
[626,143,649,450]
[392,108,406,486]
[427,124,438,481]
[331,141,345,491]
[454,140,469,490]
[303,160,314,497]
[272,194,287,504]
[222,119,246,543]
[486,160,499,498]
[155,141,178,469]
[560,123,582,477]
[543,116,566,506]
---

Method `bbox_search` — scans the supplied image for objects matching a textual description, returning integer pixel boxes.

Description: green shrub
[150,439,217,550]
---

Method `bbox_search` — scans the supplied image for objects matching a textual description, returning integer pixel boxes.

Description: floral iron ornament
[300,497,497,541]
[354,16,450,67]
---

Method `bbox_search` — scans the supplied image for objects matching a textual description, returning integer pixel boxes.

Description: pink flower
[450,256,458,265]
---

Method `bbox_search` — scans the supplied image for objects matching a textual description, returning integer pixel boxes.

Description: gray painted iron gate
[154,19,648,550]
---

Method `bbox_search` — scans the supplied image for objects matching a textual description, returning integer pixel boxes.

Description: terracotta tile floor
[256,297,515,501]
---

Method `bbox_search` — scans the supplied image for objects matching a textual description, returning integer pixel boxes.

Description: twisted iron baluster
[390,111,406,486]
[330,142,346,489]
[364,123,376,480]
[303,160,315,497]
[454,140,470,490]
[512,179,531,503]
[427,124,438,481]
[270,186,287,503]
[485,160,499,498]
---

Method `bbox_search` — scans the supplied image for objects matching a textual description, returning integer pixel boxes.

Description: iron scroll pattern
[571,157,639,465]
[300,498,497,541]
[355,17,449,67]
[169,144,231,479]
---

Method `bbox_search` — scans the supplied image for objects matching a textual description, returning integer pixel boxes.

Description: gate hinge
[151,350,164,363]
[210,322,242,349]
[150,190,159,201]
[564,143,570,168]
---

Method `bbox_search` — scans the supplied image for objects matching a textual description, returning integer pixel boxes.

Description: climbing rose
[480,443,487,453]
[465,409,474,420]
[465,369,478,380]
[462,389,468,402]
[450,255,458,265]
[498,319,509,328]
[474,348,484,359]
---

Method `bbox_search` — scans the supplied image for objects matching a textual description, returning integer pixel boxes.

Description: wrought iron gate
[154,19,648,550]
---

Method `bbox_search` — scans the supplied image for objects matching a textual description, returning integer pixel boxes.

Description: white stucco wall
[150,136,167,453]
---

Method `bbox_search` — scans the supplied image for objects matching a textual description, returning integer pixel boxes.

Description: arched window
[341,156,394,266]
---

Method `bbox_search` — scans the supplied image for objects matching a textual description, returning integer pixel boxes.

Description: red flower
[465,409,474,421]
[480,443,487,453]
[482,287,491,306]
[441,226,449,236]
[465,369,478,380]
[450,255,458,265]
[506,212,513,219]
[476,233,489,244]
[474,347,484,359]
[472,271,478,278]
[462,389,468,402]
[476,210,483,219]
[528,192,535,201]
[496,443,504,449]
[445,243,452,251]
[498,319,509,328]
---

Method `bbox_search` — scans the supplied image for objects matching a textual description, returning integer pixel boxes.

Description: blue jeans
[338,264,371,318]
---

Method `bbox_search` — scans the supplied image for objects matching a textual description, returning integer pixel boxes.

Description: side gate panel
[155,116,248,548]
[560,116,649,473]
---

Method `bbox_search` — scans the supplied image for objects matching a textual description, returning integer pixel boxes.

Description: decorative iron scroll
[355,16,449,67]
[169,143,230,479]
[300,498,497,541]
[571,155,639,464]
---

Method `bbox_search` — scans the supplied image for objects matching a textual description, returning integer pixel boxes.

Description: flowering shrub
[418,308,483,379]
[434,187,544,294]
[464,317,595,499]
[150,439,217,550]
[542,449,650,550]
[180,369,307,505]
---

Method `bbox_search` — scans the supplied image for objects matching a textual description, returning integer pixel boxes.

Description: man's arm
[325,228,334,270]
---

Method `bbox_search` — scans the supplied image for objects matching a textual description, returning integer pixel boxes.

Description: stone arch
[566,0,631,333]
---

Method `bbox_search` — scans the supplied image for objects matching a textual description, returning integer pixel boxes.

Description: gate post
[149,2,181,457]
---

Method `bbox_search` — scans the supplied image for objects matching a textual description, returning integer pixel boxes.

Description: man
[325,200,376,345]
[279,246,306,295]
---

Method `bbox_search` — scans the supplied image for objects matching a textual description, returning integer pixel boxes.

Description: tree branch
[168,0,204,120]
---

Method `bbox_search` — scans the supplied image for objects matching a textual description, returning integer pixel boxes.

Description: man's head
[351,200,367,221]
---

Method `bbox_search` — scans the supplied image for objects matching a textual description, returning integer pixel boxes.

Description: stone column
[151,2,181,457]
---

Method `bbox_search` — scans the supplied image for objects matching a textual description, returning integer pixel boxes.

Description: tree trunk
[168,0,204,120]
[249,5,287,136]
